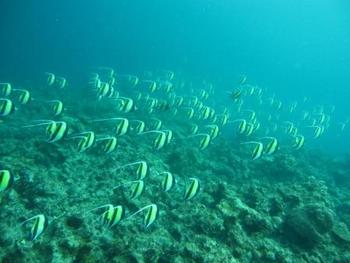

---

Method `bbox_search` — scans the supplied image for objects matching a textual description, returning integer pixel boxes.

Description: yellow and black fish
[261,137,279,155]
[72,132,95,152]
[13,89,31,105]
[293,135,305,150]
[55,77,67,89]
[150,118,162,130]
[130,120,146,134]
[163,130,173,145]
[21,214,48,241]
[126,204,158,228]
[230,88,242,101]
[0,83,12,96]
[51,100,64,116]
[116,161,149,180]
[45,72,55,86]
[160,172,175,192]
[184,178,200,200]
[0,98,15,116]
[96,136,118,154]
[116,97,134,113]
[101,205,124,227]
[241,141,264,160]
[46,121,68,143]
[0,169,13,192]
[23,120,68,142]
[205,125,219,140]
[140,130,167,150]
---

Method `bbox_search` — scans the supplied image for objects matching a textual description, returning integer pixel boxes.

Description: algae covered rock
[283,204,335,248]
[332,221,350,243]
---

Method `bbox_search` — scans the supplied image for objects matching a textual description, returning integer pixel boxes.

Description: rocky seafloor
[1,95,350,263]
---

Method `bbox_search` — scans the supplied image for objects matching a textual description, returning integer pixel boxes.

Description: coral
[1,82,350,263]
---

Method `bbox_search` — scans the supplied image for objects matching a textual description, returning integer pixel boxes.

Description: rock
[283,204,335,248]
[332,222,350,242]
[334,253,350,263]
[269,197,284,216]
[66,215,84,229]
[241,210,272,234]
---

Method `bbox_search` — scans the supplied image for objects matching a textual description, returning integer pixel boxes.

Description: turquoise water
[1,1,350,262]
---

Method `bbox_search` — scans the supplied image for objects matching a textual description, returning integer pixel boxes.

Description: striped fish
[217,114,229,126]
[0,83,12,96]
[184,178,200,200]
[189,133,211,150]
[181,107,194,119]
[230,88,241,101]
[98,67,114,77]
[57,77,67,89]
[52,100,64,116]
[126,204,158,228]
[153,131,167,150]
[55,77,67,89]
[107,76,116,87]
[162,69,175,80]
[45,72,55,86]
[135,120,146,134]
[241,141,264,160]
[117,161,148,180]
[201,106,211,120]
[14,89,31,105]
[100,205,124,228]
[142,80,157,93]
[243,110,256,122]
[135,161,148,180]
[262,137,279,155]
[92,117,129,136]
[75,132,95,152]
[115,118,129,136]
[46,121,68,142]
[128,75,139,86]
[245,123,254,136]
[107,86,118,98]
[189,124,199,135]
[151,118,162,130]
[160,172,175,192]
[21,214,48,241]
[309,125,323,139]
[230,119,247,134]
[131,120,146,134]
[116,97,134,113]
[97,136,118,154]
[97,82,110,97]
[283,121,294,135]
[198,134,211,150]
[238,75,247,85]
[129,180,145,199]
[140,130,167,150]
[141,204,158,228]
[205,125,219,140]
[113,180,145,199]
[164,130,173,144]
[0,169,13,192]
[0,99,15,116]
[293,135,305,150]
[189,96,199,106]
[161,81,173,93]
[174,96,184,107]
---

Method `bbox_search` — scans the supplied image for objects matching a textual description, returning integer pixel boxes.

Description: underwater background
[1,0,350,262]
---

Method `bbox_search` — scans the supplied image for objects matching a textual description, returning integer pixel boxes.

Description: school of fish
[0,68,347,243]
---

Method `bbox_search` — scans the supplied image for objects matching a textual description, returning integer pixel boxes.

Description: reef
[0,91,349,263]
